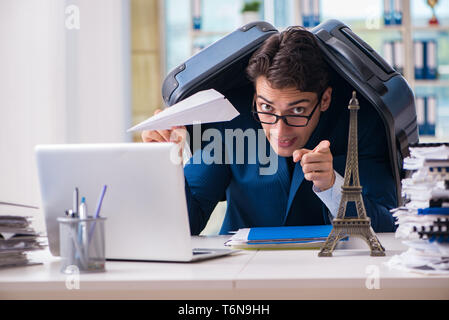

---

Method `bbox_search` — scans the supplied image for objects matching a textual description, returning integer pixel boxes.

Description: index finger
[315,140,330,153]
[301,151,332,164]
[293,148,312,163]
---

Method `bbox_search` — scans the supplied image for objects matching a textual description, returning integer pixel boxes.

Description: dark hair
[246,26,331,95]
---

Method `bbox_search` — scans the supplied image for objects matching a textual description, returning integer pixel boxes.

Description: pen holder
[58,217,106,274]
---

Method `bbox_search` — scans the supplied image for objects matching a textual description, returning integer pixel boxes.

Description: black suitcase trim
[311,20,418,205]
[162,21,278,106]
[161,20,419,207]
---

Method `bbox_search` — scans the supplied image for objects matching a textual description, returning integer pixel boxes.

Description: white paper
[127,89,240,132]
[390,143,449,275]
[409,145,449,160]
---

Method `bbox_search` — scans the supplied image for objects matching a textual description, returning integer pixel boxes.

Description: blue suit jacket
[184,86,397,235]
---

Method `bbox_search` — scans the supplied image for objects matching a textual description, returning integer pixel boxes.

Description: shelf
[413,80,449,87]
[351,25,406,33]
[412,25,449,32]
[191,30,229,38]
[419,135,449,143]
[349,25,449,34]
[439,108,449,117]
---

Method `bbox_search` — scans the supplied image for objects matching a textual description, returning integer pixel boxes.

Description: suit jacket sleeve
[184,147,232,235]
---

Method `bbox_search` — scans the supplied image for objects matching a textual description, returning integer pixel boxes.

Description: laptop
[35,143,234,262]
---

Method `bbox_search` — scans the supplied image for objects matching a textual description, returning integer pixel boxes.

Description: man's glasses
[252,95,322,127]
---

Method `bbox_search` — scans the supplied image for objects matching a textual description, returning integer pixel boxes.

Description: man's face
[254,76,331,157]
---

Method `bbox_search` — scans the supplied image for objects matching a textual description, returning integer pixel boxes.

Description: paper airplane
[127,89,240,132]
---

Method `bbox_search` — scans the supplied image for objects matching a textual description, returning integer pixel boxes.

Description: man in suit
[142,27,397,235]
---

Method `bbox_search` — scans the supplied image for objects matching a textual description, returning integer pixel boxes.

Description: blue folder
[418,208,449,215]
[226,225,343,249]
[247,225,333,243]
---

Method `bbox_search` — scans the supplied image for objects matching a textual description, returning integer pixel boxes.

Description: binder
[427,95,437,136]
[418,207,449,215]
[417,95,437,136]
[225,225,335,249]
[384,0,402,25]
[301,0,312,28]
[311,0,320,27]
[192,0,202,30]
[414,40,424,80]
[393,40,404,75]
[425,40,437,80]
[416,96,425,134]
[382,41,394,67]
[383,0,392,25]
[385,40,400,74]
[393,0,403,25]
[248,225,332,242]
[414,40,438,80]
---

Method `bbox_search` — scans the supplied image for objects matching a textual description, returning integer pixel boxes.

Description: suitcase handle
[316,29,374,82]
[316,29,388,95]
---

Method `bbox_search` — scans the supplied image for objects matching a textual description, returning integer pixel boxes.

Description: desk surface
[1,233,448,299]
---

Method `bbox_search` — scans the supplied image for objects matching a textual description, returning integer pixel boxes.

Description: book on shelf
[414,40,425,79]
[382,40,404,75]
[414,39,438,80]
[384,0,403,26]
[301,0,320,28]
[192,0,202,30]
[416,95,437,136]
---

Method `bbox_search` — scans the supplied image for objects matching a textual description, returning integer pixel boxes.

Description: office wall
[65,0,132,143]
[0,0,132,233]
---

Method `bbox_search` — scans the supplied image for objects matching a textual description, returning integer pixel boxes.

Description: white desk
[1,233,448,299]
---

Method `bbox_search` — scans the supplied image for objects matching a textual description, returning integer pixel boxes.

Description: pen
[69,225,87,270]
[94,185,107,219]
[73,187,79,217]
[88,185,107,245]
[78,197,88,263]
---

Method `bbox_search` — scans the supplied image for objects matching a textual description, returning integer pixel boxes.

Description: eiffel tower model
[318,91,385,257]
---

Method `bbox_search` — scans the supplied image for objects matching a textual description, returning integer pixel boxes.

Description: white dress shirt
[312,170,344,219]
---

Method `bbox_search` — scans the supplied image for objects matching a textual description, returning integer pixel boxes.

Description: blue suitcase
[161,20,418,205]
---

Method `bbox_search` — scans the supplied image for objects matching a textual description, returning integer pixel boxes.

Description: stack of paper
[225,225,333,250]
[0,215,46,269]
[386,143,449,275]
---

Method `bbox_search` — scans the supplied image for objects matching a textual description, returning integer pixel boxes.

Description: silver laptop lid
[35,143,194,261]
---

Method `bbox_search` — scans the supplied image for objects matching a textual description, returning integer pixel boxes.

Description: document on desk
[127,89,240,132]
[225,225,334,250]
